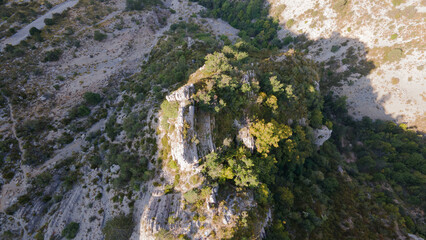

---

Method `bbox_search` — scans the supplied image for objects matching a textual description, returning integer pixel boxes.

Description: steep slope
[268,0,426,131]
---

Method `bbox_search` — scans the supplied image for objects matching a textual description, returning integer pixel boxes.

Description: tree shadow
[277,28,417,129]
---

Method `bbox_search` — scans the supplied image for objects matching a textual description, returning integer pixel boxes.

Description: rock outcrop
[313,125,332,147]
[132,83,267,239]
[166,84,200,172]
[234,119,255,151]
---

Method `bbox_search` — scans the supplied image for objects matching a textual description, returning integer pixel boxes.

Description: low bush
[384,48,404,62]
[94,30,107,41]
[83,92,102,105]
[102,215,134,240]
[44,18,55,25]
[331,45,341,53]
[43,49,62,62]
[62,222,79,239]
[286,19,295,28]
[126,0,161,10]
[160,100,179,129]
[183,189,199,204]
[392,0,404,6]
[69,105,91,119]
[29,27,41,36]
[126,0,144,10]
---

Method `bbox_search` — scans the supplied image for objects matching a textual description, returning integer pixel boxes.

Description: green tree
[203,52,232,74]
[269,76,284,93]
[250,119,292,154]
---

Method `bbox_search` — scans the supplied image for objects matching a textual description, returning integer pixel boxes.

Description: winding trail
[0,0,79,49]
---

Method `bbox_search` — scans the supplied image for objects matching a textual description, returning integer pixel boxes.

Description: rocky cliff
[131,83,268,239]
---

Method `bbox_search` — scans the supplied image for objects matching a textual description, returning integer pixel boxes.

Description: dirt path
[0,0,79,50]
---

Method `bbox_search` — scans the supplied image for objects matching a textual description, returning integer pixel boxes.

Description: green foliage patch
[43,49,62,62]
[126,0,162,10]
[83,92,102,105]
[62,222,79,239]
[193,0,282,49]
[94,30,107,41]
[102,215,134,240]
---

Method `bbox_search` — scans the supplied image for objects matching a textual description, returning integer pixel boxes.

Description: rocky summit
[0,0,424,239]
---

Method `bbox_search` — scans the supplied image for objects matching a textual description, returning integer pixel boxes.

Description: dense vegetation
[0,0,423,238]
[102,215,134,240]
[61,222,80,239]
[192,0,282,49]
[261,94,425,239]
[126,0,162,11]
[179,44,426,239]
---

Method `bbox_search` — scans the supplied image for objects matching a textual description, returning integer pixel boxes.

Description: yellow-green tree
[249,119,292,154]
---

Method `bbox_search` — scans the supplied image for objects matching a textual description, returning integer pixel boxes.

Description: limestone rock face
[408,233,425,240]
[195,111,215,158]
[234,119,255,151]
[138,193,192,239]
[166,84,215,172]
[132,84,267,239]
[238,127,255,151]
[166,84,194,102]
[166,84,199,172]
[313,126,332,146]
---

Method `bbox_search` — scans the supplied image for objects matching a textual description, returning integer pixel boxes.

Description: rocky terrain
[270,0,426,131]
[0,0,424,239]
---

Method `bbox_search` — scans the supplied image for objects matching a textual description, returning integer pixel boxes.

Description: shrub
[18,194,31,204]
[83,92,102,105]
[62,171,79,191]
[44,18,55,25]
[392,0,404,6]
[189,175,201,185]
[391,77,400,85]
[390,33,398,40]
[156,229,173,240]
[29,27,41,36]
[282,36,293,45]
[160,100,179,129]
[102,215,134,240]
[126,0,144,10]
[64,27,74,35]
[17,118,50,138]
[331,45,341,53]
[167,159,179,171]
[43,49,62,62]
[164,184,174,194]
[183,189,199,204]
[69,105,91,119]
[94,30,107,41]
[29,27,43,41]
[126,0,161,10]
[62,222,79,239]
[286,19,295,28]
[384,48,404,62]
[32,172,53,189]
[332,0,349,12]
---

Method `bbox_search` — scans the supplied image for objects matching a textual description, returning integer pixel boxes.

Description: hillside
[0,0,424,239]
